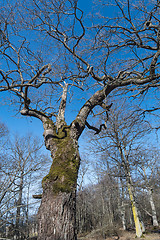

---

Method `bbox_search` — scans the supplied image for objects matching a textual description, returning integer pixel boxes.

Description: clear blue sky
[0,101,43,136]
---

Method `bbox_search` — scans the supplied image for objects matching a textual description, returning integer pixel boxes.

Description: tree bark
[38,121,80,240]
[38,190,77,240]
[127,181,143,237]
[148,188,159,227]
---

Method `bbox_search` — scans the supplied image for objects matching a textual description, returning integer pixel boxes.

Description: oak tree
[0,0,160,239]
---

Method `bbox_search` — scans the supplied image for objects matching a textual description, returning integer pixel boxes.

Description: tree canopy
[0,0,160,125]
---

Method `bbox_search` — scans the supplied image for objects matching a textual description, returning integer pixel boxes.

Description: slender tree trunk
[121,200,126,230]
[118,144,144,237]
[126,167,145,236]
[127,181,143,237]
[119,178,126,230]
[148,188,159,227]
[26,180,31,239]
[15,171,24,239]
[108,196,114,226]
[38,122,80,240]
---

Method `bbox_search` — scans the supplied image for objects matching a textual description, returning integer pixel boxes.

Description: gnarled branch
[85,121,106,135]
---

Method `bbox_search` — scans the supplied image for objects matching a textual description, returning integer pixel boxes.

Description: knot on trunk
[43,129,55,139]
[43,129,55,150]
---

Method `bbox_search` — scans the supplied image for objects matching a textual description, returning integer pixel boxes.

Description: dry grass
[78,227,160,240]
[112,231,160,240]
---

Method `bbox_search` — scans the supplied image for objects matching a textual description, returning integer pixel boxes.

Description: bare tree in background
[0,0,160,239]
[87,102,152,237]
[0,122,8,139]
[0,133,49,239]
[134,148,159,227]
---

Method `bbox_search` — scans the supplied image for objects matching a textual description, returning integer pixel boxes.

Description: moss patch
[42,125,80,194]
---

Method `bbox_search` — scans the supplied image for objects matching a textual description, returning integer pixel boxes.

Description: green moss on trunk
[43,125,80,194]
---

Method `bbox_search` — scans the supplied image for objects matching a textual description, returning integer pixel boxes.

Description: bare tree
[0,133,49,239]
[87,102,152,237]
[0,122,8,139]
[0,1,160,239]
[134,148,159,227]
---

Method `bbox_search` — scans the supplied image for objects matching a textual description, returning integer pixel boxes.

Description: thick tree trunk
[38,122,80,240]
[20,85,114,240]
[38,190,77,240]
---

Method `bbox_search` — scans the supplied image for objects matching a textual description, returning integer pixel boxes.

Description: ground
[78,227,160,240]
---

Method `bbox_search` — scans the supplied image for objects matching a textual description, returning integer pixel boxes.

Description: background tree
[133,147,159,227]
[87,102,153,237]
[76,173,120,238]
[0,0,160,239]
[0,132,49,239]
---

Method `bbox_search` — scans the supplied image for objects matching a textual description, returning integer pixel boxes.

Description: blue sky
[0,101,43,136]
[0,90,44,137]
[0,0,92,136]
[0,0,159,143]
[0,0,113,137]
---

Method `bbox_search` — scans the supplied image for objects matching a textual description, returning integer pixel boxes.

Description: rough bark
[37,120,80,240]
[38,190,77,240]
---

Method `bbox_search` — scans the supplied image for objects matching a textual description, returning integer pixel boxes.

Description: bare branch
[85,120,106,135]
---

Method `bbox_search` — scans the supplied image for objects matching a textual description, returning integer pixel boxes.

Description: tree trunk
[121,201,126,231]
[118,144,144,238]
[127,182,143,237]
[148,188,159,227]
[38,190,77,240]
[20,85,114,239]
[119,179,126,230]
[38,123,80,240]
[15,171,24,239]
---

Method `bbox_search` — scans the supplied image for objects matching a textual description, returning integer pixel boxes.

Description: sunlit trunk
[127,181,143,237]
[126,165,145,236]
[38,123,80,240]
[148,188,159,227]
[38,190,77,240]
[121,203,126,230]
[118,144,144,238]
[20,81,114,240]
